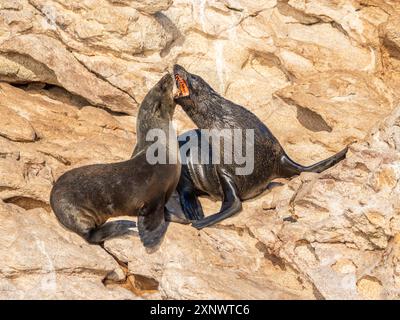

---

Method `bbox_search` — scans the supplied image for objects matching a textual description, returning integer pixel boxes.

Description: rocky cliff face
[0,0,399,299]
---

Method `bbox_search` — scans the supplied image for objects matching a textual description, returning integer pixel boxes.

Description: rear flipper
[85,220,137,244]
[279,146,348,178]
[138,203,168,248]
[191,167,242,230]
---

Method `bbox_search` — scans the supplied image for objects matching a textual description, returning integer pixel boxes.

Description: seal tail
[279,147,348,178]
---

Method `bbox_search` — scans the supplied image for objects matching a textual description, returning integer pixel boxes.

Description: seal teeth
[174,74,189,97]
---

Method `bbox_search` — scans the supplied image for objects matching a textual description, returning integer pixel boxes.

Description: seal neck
[132,119,176,158]
[180,92,234,130]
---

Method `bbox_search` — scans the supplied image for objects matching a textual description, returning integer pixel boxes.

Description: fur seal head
[173,64,215,104]
[174,64,228,128]
[135,74,176,150]
[173,64,245,129]
[137,73,175,130]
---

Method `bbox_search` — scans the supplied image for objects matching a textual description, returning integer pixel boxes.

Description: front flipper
[86,220,137,244]
[138,203,168,248]
[164,191,191,224]
[179,190,204,221]
[191,168,242,229]
[176,167,205,221]
[165,207,191,224]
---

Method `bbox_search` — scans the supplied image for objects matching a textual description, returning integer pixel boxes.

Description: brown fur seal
[173,64,348,229]
[50,74,181,248]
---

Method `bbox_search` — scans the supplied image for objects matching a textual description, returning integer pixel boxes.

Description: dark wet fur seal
[50,74,181,248]
[173,64,348,229]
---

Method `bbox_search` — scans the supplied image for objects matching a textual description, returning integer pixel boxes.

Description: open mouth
[174,74,190,98]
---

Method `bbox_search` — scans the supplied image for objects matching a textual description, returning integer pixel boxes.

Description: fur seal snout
[50,74,180,248]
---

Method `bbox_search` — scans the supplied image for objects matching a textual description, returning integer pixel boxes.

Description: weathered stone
[0,201,136,299]
[0,105,36,142]
[0,34,137,114]
[0,0,399,300]
[78,106,123,130]
[107,0,173,14]
[104,223,316,299]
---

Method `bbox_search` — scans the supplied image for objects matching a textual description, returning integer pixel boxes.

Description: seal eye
[174,74,189,98]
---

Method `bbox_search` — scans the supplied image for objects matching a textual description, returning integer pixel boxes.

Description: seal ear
[138,204,168,248]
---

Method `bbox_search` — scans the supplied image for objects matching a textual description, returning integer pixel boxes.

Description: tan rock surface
[0,0,399,299]
[0,201,136,299]
[0,104,36,142]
